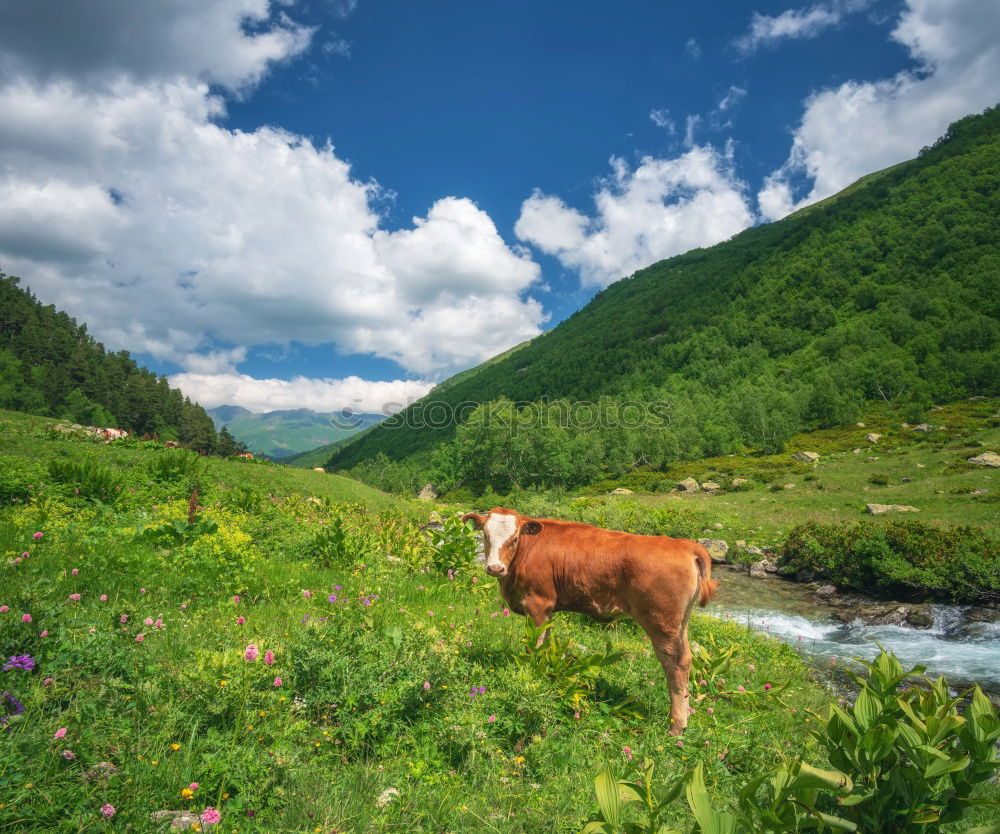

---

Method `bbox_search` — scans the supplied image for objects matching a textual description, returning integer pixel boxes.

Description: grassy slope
[0,409,838,832]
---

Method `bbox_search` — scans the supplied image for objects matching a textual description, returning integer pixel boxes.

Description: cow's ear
[521,520,542,536]
[461,512,486,529]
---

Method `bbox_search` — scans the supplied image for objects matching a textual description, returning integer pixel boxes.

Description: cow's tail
[693,544,719,607]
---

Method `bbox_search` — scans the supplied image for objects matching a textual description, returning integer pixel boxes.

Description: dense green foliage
[585,650,1000,834]
[778,519,1000,605]
[332,106,1000,493]
[0,273,218,450]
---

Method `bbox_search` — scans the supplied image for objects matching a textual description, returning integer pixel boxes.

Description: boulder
[761,559,779,574]
[735,539,746,549]
[83,762,118,782]
[814,584,838,599]
[151,811,201,831]
[312,467,325,472]
[866,503,919,515]
[713,522,724,530]
[698,538,729,563]
[609,487,633,495]
[906,606,935,629]
[856,422,866,427]
[792,451,820,462]
[417,484,437,501]
[749,560,768,578]
[700,481,720,492]
[731,477,749,486]
[916,463,925,468]
[866,433,882,443]
[745,545,764,556]
[912,423,934,432]
[968,452,1000,468]
[376,788,401,808]
[676,477,700,493]
[970,488,989,496]
[852,448,862,454]
[783,483,797,489]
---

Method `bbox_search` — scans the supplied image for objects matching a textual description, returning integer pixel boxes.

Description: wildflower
[334,585,341,590]
[1,691,26,725]
[180,603,187,610]
[302,590,312,599]
[54,727,67,739]
[488,715,496,723]
[40,630,48,638]
[676,740,683,748]
[502,609,510,617]
[154,618,163,629]
[32,532,43,540]
[423,681,431,690]
[144,617,154,626]
[190,782,199,790]
[706,707,714,715]
[21,614,31,623]
[100,803,116,818]
[236,616,245,625]
[737,685,745,692]
[2,655,35,672]
[623,746,633,761]
[573,711,581,719]
[244,644,259,662]
[99,595,107,602]
[139,588,146,594]
[62,749,75,759]
[748,664,755,671]
[764,683,772,691]
[0,606,7,613]
[120,615,128,624]
[273,677,283,687]
[171,743,181,751]
[89,628,96,634]
[472,576,478,583]
[233,596,240,604]
[71,569,79,576]
[135,633,145,643]
[263,650,275,665]
[182,788,194,799]
[327,595,337,603]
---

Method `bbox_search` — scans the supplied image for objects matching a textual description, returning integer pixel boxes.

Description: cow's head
[461,508,542,578]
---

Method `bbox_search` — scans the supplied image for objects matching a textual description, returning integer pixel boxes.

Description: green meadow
[1,408,998,832]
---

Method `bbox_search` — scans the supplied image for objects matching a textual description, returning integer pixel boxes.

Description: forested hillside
[0,273,218,450]
[330,106,1000,493]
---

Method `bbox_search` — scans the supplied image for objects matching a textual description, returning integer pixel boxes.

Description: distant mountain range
[206,406,384,459]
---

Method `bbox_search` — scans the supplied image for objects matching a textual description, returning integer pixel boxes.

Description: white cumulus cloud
[0,0,546,403]
[759,0,1000,220]
[515,145,754,287]
[735,1,870,54]
[167,372,433,414]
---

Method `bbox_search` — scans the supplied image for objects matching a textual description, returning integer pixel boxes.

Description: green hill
[206,406,383,459]
[0,273,218,450]
[330,106,1000,492]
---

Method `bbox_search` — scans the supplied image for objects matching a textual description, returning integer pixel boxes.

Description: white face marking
[483,512,518,574]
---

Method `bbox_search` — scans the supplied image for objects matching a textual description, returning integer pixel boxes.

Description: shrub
[145,450,204,485]
[779,520,1000,603]
[867,471,891,486]
[427,513,480,574]
[47,458,120,504]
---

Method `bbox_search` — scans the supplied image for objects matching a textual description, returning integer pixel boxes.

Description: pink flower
[99,595,107,602]
[43,677,54,686]
[68,593,81,602]
[54,727,67,739]
[0,606,7,613]
[233,596,240,604]
[120,615,128,623]
[502,609,510,617]
[764,683,772,691]
[706,707,714,715]
[189,782,199,791]
[154,618,163,629]
[472,576,478,583]
[144,617,154,626]
[135,633,145,643]
[273,677,282,687]
[487,715,496,723]
[100,803,116,818]
[236,616,245,625]
[676,740,683,748]
[62,749,76,759]
[89,628,96,634]
[32,532,43,540]
[623,745,633,760]
[200,807,221,825]
[302,589,312,599]
[573,711,581,719]
[180,603,187,610]
[140,587,146,594]
[748,663,755,671]
[244,644,259,662]
[264,650,275,666]
[71,568,79,576]
[40,630,48,638]
[423,681,431,690]
[22,613,31,623]
[737,685,746,692]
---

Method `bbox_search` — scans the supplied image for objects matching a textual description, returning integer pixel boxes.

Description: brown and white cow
[462,507,718,735]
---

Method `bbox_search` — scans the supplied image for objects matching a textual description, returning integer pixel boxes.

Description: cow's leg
[522,595,555,649]
[638,607,694,735]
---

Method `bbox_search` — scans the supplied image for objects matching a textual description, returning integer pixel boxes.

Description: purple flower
[1,691,26,725]
[2,655,35,672]
[328,595,337,603]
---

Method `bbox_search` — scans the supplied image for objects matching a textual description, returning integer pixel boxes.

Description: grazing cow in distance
[164,440,181,448]
[93,427,128,442]
[462,507,718,735]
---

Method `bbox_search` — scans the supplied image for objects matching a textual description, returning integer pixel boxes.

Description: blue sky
[0,0,997,412]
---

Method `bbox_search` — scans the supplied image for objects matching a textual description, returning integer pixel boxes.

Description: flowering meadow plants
[1,408,997,832]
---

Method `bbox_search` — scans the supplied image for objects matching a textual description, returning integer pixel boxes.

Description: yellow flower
[514,756,525,763]
[171,743,181,751]
[219,680,228,687]
[222,793,230,800]
[181,788,194,799]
